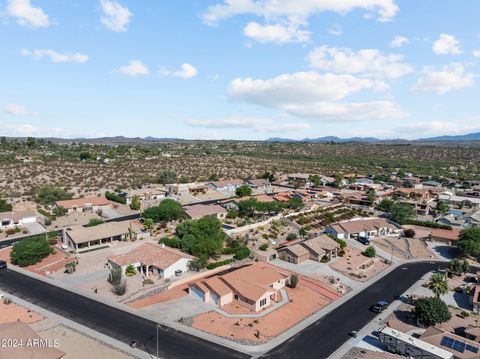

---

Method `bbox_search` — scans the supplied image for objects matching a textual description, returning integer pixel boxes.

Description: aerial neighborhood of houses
[2,169,480,359]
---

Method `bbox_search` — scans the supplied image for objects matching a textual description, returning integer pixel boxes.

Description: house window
[260,298,267,307]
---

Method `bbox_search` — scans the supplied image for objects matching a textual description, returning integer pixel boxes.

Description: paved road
[0,262,449,359]
[262,261,447,359]
[0,269,248,359]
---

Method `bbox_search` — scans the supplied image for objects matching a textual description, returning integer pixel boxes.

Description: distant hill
[267,132,480,143]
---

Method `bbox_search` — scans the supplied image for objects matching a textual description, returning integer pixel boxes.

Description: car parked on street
[371,300,389,313]
[0,260,7,269]
[357,236,370,245]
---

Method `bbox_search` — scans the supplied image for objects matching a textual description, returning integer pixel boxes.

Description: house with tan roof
[278,235,341,264]
[62,220,145,251]
[120,188,167,205]
[325,217,402,240]
[0,321,65,359]
[55,196,112,214]
[420,326,479,359]
[245,178,271,191]
[184,204,227,220]
[0,211,37,229]
[189,263,290,312]
[108,242,193,278]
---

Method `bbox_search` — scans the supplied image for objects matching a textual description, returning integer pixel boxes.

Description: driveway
[101,208,122,219]
[24,222,47,235]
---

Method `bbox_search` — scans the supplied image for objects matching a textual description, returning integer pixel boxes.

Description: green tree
[436,201,449,215]
[397,169,406,179]
[143,199,185,223]
[130,195,141,210]
[236,185,253,197]
[367,188,376,203]
[415,297,451,326]
[377,199,395,213]
[288,274,298,288]
[35,186,72,205]
[233,247,250,260]
[227,210,238,219]
[458,227,480,256]
[261,172,275,183]
[52,205,67,216]
[362,245,376,258]
[143,218,154,233]
[428,273,449,297]
[11,235,53,266]
[158,170,177,185]
[85,218,104,227]
[176,216,226,258]
[391,203,415,223]
[334,173,344,188]
[308,175,322,187]
[447,259,471,275]
[0,199,13,212]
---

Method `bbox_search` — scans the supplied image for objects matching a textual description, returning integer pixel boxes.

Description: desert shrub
[206,259,234,270]
[259,243,269,251]
[288,274,298,288]
[105,191,127,204]
[10,236,53,266]
[234,247,250,260]
[159,236,181,248]
[36,186,72,205]
[362,246,376,258]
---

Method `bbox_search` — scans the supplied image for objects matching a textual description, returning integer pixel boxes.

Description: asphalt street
[0,261,448,359]
[262,261,447,359]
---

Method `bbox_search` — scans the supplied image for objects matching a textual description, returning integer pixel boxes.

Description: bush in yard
[447,259,470,276]
[65,261,77,274]
[235,185,252,197]
[458,227,480,257]
[130,195,141,210]
[227,210,238,219]
[189,256,209,271]
[125,264,137,276]
[85,218,104,227]
[10,236,53,266]
[52,206,67,217]
[105,191,127,204]
[404,228,416,238]
[159,236,181,248]
[362,246,376,258]
[259,243,269,251]
[0,198,13,212]
[415,297,451,326]
[111,281,127,296]
[234,247,250,260]
[288,274,298,288]
[336,239,347,249]
[286,232,297,241]
[206,258,234,270]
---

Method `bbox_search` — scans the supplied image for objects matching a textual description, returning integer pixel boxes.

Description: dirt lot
[330,246,389,281]
[374,236,435,260]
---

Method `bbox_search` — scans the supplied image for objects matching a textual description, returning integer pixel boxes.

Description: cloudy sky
[1,0,480,140]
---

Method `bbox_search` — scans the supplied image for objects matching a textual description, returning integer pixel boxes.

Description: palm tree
[428,273,449,297]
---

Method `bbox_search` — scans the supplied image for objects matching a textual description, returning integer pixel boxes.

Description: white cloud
[282,101,405,120]
[327,23,343,36]
[6,0,49,28]
[227,71,403,121]
[412,63,475,94]
[307,45,413,79]
[187,116,310,132]
[202,0,399,25]
[116,60,149,77]
[3,104,38,117]
[20,49,88,63]
[473,50,480,58]
[390,35,408,48]
[100,0,132,32]
[432,34,462,55]
[0,120,38,136]
[173,63,198,79]
[243,22,310,44]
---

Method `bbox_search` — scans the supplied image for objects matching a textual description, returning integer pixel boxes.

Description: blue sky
[1,0,480,140]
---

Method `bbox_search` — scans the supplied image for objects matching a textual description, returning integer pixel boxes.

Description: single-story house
[207,179,243,193]
[467,210,480,227]
[0,211,37,229]
[184,204,227,220]
[439,194,480,210]
[278,235,341,263]
[120,188,167,204]
[63,221,144,250]
[55,196,112,214]
[429,228,461,246]
[219,194,275,211]
[0,322,65,359]
[189,263,290,312]
[108,242,193,278]
[245,178,271,191]
[189,185,208,195]
[325,218,402,240]
[421,326,479,359]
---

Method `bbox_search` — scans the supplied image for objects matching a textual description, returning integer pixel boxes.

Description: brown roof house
[0,321,65,359]
[184,204,227,220]
[108,242,193,279]
[278,235,341,264]
[0,211,37,229]
[325,217,402,240]
[189,263,290,312]
[55,196,112,214]
[62,220,145,251]
[420,326,479,359]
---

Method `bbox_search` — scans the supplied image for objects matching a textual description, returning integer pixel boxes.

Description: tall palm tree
[428,273,449,297]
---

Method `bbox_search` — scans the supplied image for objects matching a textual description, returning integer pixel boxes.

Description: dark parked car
[0,260,7,269]
[357,236,370,245]
[371,300,389,313]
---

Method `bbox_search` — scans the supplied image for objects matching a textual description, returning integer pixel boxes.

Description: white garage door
[190,287,205,301]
